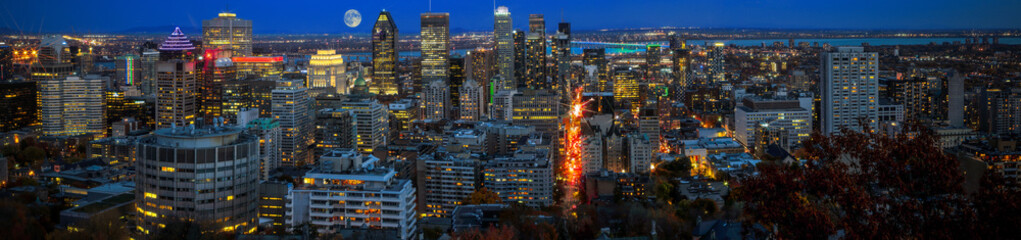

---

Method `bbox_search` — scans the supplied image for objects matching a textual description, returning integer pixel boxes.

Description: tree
[21,146,46,166]
[48,214,129,240]
[735,127,1021,239]
[452,224,516,240]
[464,188,502,205]
[0,200,47,240]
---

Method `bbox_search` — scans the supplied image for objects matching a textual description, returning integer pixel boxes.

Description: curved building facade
[135,126,260,236]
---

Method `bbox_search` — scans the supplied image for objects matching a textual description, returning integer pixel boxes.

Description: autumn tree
[464,188,502,205]
[735,127,1021,239]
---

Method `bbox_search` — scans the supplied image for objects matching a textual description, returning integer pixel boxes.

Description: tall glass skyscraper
[494,6,514,90]
[420,13,450,83]
[371,10,399,96]
[525,14,547,89]
[202,12,253,57]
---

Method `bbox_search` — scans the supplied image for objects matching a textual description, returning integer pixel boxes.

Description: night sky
[2,0,1020,34]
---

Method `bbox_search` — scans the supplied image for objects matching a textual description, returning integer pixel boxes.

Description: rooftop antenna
[428,0,432,13]
[561,8,564,22]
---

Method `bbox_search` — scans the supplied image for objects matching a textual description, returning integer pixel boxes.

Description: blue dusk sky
[1,0,1020,34]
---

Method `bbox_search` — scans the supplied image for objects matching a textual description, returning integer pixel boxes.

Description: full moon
[344,9,361,28]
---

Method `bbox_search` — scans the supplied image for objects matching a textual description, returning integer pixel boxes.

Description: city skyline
[3,0,1021,34]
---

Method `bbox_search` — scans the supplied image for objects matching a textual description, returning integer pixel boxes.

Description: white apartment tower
[820,47,879,135]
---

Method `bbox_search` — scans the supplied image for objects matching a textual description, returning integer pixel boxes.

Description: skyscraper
[524,14,547,89]
[272,79,314,166]
[449,54,465,109]
[583,48,608,92]
[371,10,399,96]
[613,67,640,113]
[552,23,571,86]
[135,126,260,236]
[202,12,253,57]
[467,48,494,85]
[494,6,514,90]
[421,12,450,82]
[307,50,346,96]
[198,49,236,123]
[140,49,160,96]
[40,75,106,137]
[155,28,198,129]
[513,30,527,87]
[115,54,141,87]
[706,43,726,83]
[820,47,879,135]
[645,44,661,80]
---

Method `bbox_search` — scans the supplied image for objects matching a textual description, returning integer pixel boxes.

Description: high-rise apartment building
[314,108,354,156]
[459,79,485,121]
[307,50,346,96]
[202,12,253,57]
[421,153,480,218]
[135,126,260,236]
[371,10,399,96]
[421,13,450,82]
[706,43,726,83]
[820,47,879,135]
[339,98,389,155]
[423,80,450,120]
[483,149,553,207]
[272,80,314,166]
[40,75,106,137]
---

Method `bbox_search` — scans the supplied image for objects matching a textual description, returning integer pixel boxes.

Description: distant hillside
[119,25,201,34]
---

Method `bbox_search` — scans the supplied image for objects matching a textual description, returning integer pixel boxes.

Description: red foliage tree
[735,127,1021,239]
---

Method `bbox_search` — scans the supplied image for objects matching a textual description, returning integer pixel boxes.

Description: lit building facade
[232,56,283,80]
[483,149,554,207]
[371,11,399,96]
[420,13,450,82]
[340,99,389,155]
[820,47,879,135]
[308,50,346,96]
[40,75,106,137]
[272,80,314,166]
[494,6,514,90]
[286,150,417,239]
[135,126,260,236]
[423,80,450,120]
[202,12,253,57]
[459,79,485,121]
